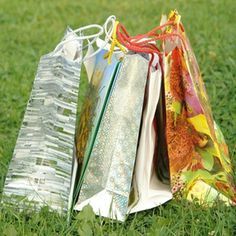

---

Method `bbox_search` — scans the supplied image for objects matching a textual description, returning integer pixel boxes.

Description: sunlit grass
[0,0,235,235]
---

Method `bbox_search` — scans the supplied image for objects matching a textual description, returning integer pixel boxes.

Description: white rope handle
[53,16,118,61]
[93,15,127,55]
[54,24,104,53]
[104,15,116,43]
[82,15,117,61]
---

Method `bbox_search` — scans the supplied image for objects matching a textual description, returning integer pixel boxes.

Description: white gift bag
[129,55,172,213]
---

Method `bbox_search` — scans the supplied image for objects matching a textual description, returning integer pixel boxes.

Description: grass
[0,0,236,235]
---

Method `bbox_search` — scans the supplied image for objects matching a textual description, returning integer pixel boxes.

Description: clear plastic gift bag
[161,10,236,204]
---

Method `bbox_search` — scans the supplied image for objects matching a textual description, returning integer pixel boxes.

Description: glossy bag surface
[2,29,83,212]
[75,53,149,221]
[162,11,236,204]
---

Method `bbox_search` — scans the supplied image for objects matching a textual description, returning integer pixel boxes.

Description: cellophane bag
[162,10,236,204]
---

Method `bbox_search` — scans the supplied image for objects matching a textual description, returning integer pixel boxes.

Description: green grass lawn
[0,0,236,235]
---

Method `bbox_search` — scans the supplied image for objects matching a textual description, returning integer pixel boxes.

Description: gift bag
[161,11,236,204]
[74,52,150,221]
[2,24,104,213]
[3,11,234,223]
[128,56,172,213]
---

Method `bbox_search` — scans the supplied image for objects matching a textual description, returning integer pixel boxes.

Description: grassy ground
[0,0,236,235]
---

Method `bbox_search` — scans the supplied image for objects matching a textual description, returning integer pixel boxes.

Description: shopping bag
[75,53,150,221]
[128,54,172,213]
[2,24,104,213]
[161,11,236,204]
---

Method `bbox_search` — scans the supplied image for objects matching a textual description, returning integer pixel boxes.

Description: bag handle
[116,10,187,56]
[83,15,118,61]
[53,16,118,62]
[53,24,103,52]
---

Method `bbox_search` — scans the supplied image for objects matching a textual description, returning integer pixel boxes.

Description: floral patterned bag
[162,11,236,204]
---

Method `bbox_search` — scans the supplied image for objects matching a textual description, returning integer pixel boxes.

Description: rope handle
[53,15,119,62]
[104,21,127,64]
[115,10,187,56]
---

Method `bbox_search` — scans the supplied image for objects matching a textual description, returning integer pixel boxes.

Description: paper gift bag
[128,55,172,213]
[75,53,149,221]
[2,25,103,213]
[161,10,236,204]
